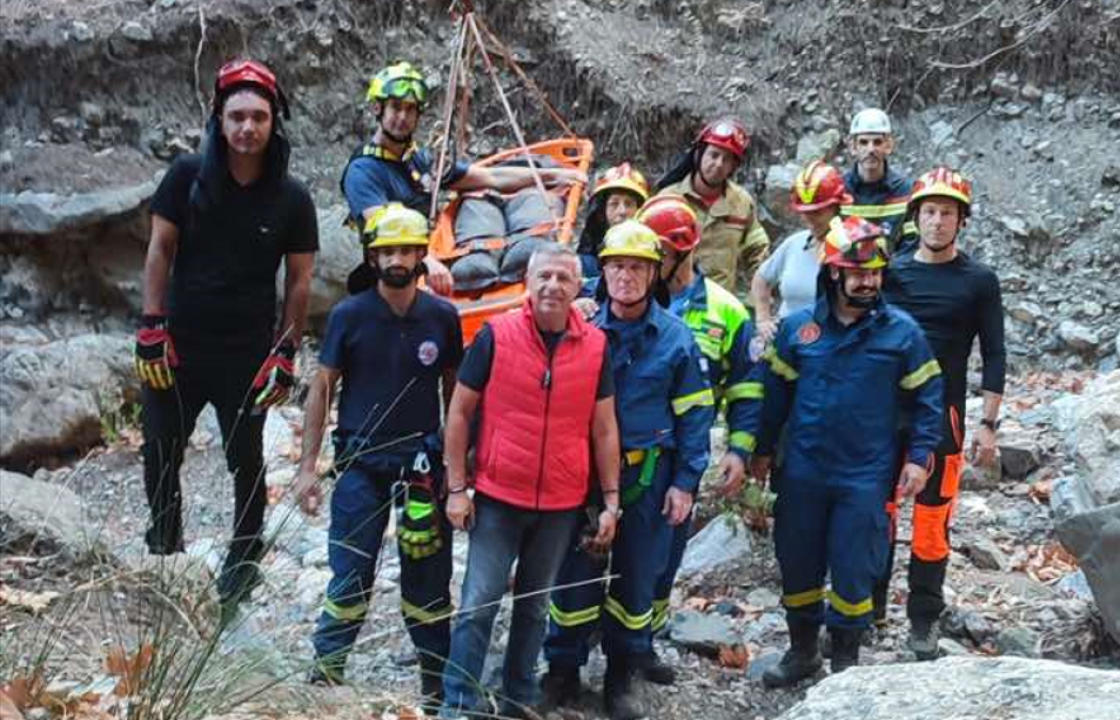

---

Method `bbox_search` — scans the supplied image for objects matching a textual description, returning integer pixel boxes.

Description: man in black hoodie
[134,59,318,620]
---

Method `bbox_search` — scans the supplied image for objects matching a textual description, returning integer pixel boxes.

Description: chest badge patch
[797,321,821,345]
[417,340,439,366]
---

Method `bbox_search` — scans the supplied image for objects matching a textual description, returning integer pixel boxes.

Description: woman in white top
[751,160,852,342]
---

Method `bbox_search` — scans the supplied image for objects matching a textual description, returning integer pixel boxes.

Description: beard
[380,266,414,288]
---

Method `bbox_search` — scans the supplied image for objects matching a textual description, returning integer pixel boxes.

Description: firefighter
[292,205,461,712]
[341,61,584,295]
[576,162,651,277]
[543,220,715,720]
[840,108,915,249]
[655,117,770,297]
[752,216,943,686]
[635,194,761,683]
[882,168,1005,659]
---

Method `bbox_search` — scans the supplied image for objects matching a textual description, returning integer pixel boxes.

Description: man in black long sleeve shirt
[881,167,1005,660]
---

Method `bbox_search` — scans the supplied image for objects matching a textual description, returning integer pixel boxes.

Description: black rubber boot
[307,656,345,686]
[829,628,861,673]
[603,656,645,720]
[908,619,941,661]
[419,655,444,716]
[635,649,676,685]
[540,664,581,710]
[762,622,823,689]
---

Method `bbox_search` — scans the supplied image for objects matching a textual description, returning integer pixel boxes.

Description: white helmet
[849,108,892,136]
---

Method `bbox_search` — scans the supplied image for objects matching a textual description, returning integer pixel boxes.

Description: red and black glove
[252,340,296,410]
[134,315,178,390]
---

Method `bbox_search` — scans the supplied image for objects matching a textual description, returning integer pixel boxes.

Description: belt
[623,449,647,467]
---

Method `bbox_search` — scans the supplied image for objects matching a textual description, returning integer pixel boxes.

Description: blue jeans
[440,494,580,716]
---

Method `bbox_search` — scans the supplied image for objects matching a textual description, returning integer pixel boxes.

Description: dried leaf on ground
[0,690,25,719]
[683,596,710,611]
[1016,541,1079,584]
[104,644,153,696]
[717,643,750,669]
[0,587,60,614]
[0,674,43,710]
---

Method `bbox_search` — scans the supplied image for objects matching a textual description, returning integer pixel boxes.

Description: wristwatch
[980,418,1001,431]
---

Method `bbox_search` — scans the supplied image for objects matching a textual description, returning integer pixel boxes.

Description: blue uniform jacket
[840,162,914,241]
[594,301,715,494]
[755,294,943,486]
[671,273,761,461]
[340,143,470,225]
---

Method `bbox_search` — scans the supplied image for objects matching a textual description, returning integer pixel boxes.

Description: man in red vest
[439,244,622,719]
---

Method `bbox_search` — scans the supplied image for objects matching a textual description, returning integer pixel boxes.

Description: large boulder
[0,181,157,235]
[776,656,1120,720]
[306,204,358,324]
[761,162,802,232]
[1049,371,1120,644]
[0,333,135,463]
[0,470,90,555]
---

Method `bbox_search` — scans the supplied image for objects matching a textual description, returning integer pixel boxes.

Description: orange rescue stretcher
[428,137,594,343]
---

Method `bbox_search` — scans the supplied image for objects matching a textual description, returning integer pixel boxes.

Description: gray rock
[961,536,1009,571]
[995,626,1040,658]
[762,163,802,230]
[0,181,157,235]
[306,204,358,323]
[70,21,94,42]
[941,607,996,644]
[1008,300,1044,324]
[0,470,89,554]
[1057,320,1100,352]
[742,610,786,643]
[1055,501,1120,644]
[0,334,135,463]
[746,650,782,681]
[989,73,1019,99]
[119,21,153,43]
[746,587,781,608]
[959,460,1001,491]
[795,129,841,163]
[678,513,751,576]
[937,638,971,656]
[1059,371,1120,505]
[667,610,741,656]
[1055,569,1093,600]
[929,120,956,148]
[997,425,1043,479]
[775,656,1120,720]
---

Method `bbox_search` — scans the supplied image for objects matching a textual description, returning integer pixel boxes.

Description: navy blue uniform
[757,294,942,630]
[545,301,714,665]
[341,143,471,224]
[312,288,463,682]
[841,162,914,249]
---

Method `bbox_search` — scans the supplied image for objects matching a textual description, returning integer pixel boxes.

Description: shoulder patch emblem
[797,321,821,345]
[417,339,439,366]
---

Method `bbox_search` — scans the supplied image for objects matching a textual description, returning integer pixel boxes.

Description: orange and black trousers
[874,400,964,625]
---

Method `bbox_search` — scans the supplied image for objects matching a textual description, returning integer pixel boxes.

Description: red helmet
[213,59,289,118]
[637,194,701,253]
[820,216,889,269]
[697,117,750,160]
[790,160,852,212]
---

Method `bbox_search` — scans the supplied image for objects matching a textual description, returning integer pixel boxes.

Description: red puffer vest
[474,301,607,510]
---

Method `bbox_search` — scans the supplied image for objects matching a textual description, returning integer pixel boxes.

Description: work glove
[251,340,296,410]
[134,315,178,390]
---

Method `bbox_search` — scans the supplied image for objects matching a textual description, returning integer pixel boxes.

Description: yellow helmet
[362,203,430,249]
[592,162,650,203]
[598,219,662,263]
[366,62,428,109]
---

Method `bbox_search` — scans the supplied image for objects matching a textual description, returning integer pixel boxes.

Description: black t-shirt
[883,250,1006,405]
[458,324,614,399]
[320,289,463,449]
[150,155,319,350]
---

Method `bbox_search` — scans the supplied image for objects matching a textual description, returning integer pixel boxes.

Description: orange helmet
[637,194,701,253]
[592,162,650,203]
[820,216,889,269]
[790,160,852,212]
[697,117,750,160]
[909,166,972,216]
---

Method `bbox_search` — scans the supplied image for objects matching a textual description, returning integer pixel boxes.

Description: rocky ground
[3,0,1120,718]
